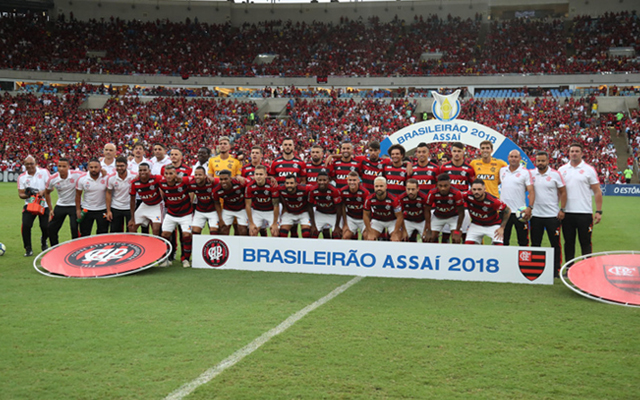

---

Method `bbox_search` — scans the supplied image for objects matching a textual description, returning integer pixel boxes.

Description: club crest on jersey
[431,90,461,122]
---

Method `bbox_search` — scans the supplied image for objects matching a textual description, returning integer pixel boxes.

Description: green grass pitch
[0,182,639,399]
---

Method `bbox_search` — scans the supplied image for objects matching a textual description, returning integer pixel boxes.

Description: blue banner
[600,184,640,197]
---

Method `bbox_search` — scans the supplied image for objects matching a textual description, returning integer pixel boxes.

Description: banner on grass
[193,236,554,285]
[600,184,640,197]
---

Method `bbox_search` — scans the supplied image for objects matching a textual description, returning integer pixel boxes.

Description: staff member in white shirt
[128,142,152,174]
[499,150,535,246]
[18,155,50,256]
[45,157,85,246]
[530,151,567,277]
[558,143,603,264]
[75,158,109,236]
[150,143,171,175]
[106,156,137,232]
[100,143,117,175]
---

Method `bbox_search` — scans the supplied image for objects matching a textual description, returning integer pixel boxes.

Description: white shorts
[222,209,248,226]
[371,219,397,234]
[134,203,162,227]
[440,210,470,234]
[466,223,502,244]
[314,211,339,231]
[162,214,192,234]
[192,210,219,230]
[431,214,459,232]
[281,211,311,226]
[251,209,274,229]
[405,220,425,236]
[346,216,365,233]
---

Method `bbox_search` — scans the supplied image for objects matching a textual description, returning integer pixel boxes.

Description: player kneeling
[363,177,404,241]
[189,167,221,235]
[340,171,370,240]
[245,165,279,237]
[278,175,312,238]
[398,179,428,242]
[464,179,510,245]
[158,165,194,267]
[308,171,342,239]
[424,174,465,243]
[216,170,248,236]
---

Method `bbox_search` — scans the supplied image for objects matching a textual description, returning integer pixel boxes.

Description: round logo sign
[65,242,144,268]
[202,238,230,268]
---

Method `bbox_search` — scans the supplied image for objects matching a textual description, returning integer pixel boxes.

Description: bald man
[18,155,51,256]
[498,150,535,246]
[101,143,117,175]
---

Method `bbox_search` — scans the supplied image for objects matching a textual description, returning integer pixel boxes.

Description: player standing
[241,146,268,179]
[189,167,221,235]
[327,142,360,188]
[208,136,242,178]
[18,155,51,256]
[306,144,327,184]
[470,140,507,198]
[340,171,370,240]
[412,142,440,196]
[439,142,475,242]
[499,150,535,246]
[464,179,510,245]
[106,156,137,232]
[245,165,279,237]
[383,144,412,197]
[75,158,109,236]
[158,165,194,268]
[363,177,404,241]
[308,171,342,239]
[356,140,388,193]
[424,174,465,243]
[128,162,164,236]
[45,157,84,246]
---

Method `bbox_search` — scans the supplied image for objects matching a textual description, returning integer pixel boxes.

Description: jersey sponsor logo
[477,174,495,180]
[363,170,379,176]
[202,238,230,267]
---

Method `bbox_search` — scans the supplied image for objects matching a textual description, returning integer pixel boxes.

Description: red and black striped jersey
[339,185,370,220]
[397,191,428,222]
[364,193,401,222]
[241,162,270,179]
[382,161,411,197]
[412,161,440,195]
[308,184,342,214]
[130,175,163,206]
[160,163,192,178]
[269,156,307,185]
[245,180,278,212]
[356,155,388,192]
[188,180,219,213]
[305,162,329,184]
[425,188,464,219]
[278,184,310,215]
[215,179,246,212]
[329,158,361,188]
[439,161,476,192]
[463,191,507,226]
[159,176,193,217]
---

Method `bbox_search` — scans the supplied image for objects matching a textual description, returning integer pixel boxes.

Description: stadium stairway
[609,127,638,183]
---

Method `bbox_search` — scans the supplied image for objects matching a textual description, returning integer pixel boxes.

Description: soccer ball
[515,206,528,223]
[0,243,5,256]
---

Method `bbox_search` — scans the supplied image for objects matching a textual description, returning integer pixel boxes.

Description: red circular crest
[202,238,230,267]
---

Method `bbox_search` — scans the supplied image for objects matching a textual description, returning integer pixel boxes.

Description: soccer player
[215,170,249,236]
[269,138,307,185]
[100,143,117,175]
[191,147,211,176]
[470,140,507,198]
[306,144,327,184]
[327,141,360,188]
[128,162,163,236]
[439,142,475,242]
[357,140,388,192]
[412,142,440,196]
[208,136,242,178]
[189,167,221,235]
[150,143,172,175]
[363,177,404,241]
[241,146,268,179]
[530,151,566,277]
[106,156,137,232]
[163,147,192,177]
[245,165,279,237]
[128,142,151,174]
[424,174,465,243]
[383,144,412,197]
[559,142,603,264]
[464,179,510,245]
[45,157,84,246]
[18,155,51,256]
[340,171,370,240]
[397,179,428,242]
[75,158,109,237]
[308,171,342,239]
[499,150,535,246]
[278,174,312,238]
[159,165,194,268]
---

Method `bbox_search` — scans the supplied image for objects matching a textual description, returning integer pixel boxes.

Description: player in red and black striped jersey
[340,171,370,240]
[189,166,221,235]
[363,176,404,241]
[306,144,328,184]
[424,173,465,243]
[269,138,307,185]
[464,179,510,245]
[412,142,440,196]
[216,171,248,236]
[439,142,475,192]
[161,148,193,178]
[245,165,279,237]
[356,140,388,192]
[397,179,428,242]
[382,144,413,197]
[327,142,361,188]
[278,175,312,238]
[308,171,342,239]
[159,165,194,265]
[241,146,270,180]
[128,162,163,236]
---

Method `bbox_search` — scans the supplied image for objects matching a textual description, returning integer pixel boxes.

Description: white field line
[164,275,364,400]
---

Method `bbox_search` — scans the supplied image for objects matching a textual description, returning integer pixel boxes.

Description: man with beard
[18,155,51,256]
[463,179,510,245]
[326,141,360,188]
[340,171,370,240]
[397,179,428,242]
[356,140,388,193]
[424,174,465,244]
[106,156,137,232]
[245,165,279,237]
[150,143,172,175]
[382,144,412,197]
[439,142,475,243]
[46,157,84,246]
[278,175,312,238]
[162,148,192,177]
[270,138,307,238]
[308,171,342,239]
[75,158,109,236]
[191,147,211,176]
[215,170,249,236]
[158,165,194,268]
[128,162,163,236]
[306,144,327,184]
[499,150,535,246]
[189,167,221,235]
[363,177,404,242]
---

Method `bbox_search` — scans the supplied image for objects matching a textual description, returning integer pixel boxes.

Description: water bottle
[77,208,88,223]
